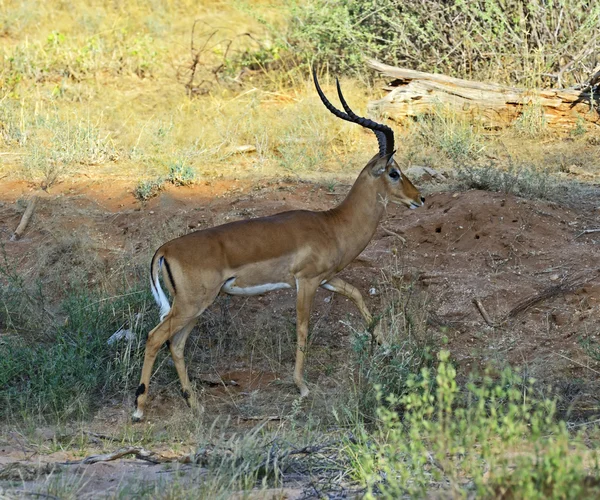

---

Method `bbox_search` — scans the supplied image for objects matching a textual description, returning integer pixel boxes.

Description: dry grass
[2,1,600,497]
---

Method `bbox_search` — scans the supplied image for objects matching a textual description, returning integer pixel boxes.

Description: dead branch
[381,226,407,244]
[472,298,502,328]
[576,228,600,239]
[82,430,119,442]
[11,195,38,241]
[554,351,600,376]
[238,415,281,421]
[473,270,600,327]
[507,271,599,318]
[368,60,600,130]
[64,446,189,465]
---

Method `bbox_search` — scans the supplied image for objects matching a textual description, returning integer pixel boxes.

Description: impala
[132,70,424,421]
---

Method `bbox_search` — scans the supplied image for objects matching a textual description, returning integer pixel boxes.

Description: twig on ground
[63,446,189,465]
[473,270,600,326]
[9,492,59,500]
[576,229,600,239]
[11,195,38,241]
[508,271,599,318]
[472,298,502,327]
[554,351,600,376]
[239,415,280,421]
[381,226,407,244]
[82,430,119,442]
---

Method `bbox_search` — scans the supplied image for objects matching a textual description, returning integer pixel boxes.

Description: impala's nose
[421,196,425,204]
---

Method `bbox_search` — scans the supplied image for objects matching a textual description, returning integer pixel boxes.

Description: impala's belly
[222,278,292,296]
[221,256,296,296]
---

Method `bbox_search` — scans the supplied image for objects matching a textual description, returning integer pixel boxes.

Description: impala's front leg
[294,278,319,397]
[321,277,383,344]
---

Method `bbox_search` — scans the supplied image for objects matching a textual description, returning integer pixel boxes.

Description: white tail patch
[151,257,171,321]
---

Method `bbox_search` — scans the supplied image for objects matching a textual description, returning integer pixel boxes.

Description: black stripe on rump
[163,257,177,293]
[150,255,158,293]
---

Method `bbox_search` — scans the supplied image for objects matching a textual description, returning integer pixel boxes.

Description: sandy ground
[1,174,599,497]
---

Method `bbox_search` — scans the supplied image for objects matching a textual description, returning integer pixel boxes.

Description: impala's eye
[389,170,400,180]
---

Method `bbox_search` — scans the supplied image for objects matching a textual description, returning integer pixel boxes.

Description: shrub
[134,177,165,201]
[455,162,561,201]
[349,351,600,498]
[281,0,600,84]
[166,160,196,186]
[341,268,436,423]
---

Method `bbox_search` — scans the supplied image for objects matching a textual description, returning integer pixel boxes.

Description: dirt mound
[381,190,600,405]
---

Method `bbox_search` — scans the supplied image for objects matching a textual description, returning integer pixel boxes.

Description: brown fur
[132,152,423,421]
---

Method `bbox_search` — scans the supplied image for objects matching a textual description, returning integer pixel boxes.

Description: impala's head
[313,69,424,210]
[367,151,424,209]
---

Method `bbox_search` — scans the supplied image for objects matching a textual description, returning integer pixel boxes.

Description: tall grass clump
[408,107,485,165]
[348,351,600,498]
[0,279,156,422]
[455,161,570,203]
[22,115,116,187]
[339,266,437,424]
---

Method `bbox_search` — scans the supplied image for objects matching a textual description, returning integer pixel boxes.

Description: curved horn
[335,78,394,157]
[312,68,395,158]
[313,68,354,123]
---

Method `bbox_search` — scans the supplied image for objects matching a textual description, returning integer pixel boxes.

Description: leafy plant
[0,281,155,422]
[134,177,165,201]
[349,351,599,498]
[166,160,196,186]
[455,162,564,202]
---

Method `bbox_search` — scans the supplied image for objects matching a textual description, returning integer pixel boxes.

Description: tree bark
[367,60,600,130]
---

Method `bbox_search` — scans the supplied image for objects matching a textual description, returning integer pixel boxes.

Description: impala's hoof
[299,385,310,398]
[183,390,201,411]
[372,323,384,345]
[132,409,144,423]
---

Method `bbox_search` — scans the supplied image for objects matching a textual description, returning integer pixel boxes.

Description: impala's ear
[371,151,396,177]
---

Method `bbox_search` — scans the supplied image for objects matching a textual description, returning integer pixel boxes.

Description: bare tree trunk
[367,60,600,130]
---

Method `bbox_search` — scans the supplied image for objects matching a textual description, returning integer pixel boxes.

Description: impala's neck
[327,167,387,263]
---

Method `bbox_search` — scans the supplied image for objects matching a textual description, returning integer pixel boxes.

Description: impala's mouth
[391,197,425,209]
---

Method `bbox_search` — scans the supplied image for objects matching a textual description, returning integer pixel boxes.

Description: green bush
[340,270,436,423]
[166,160,196,186]
[282,0,600,83]
[349,351,599,498]
[134,177,165,201]
[455,162,561,201]
[134,161,196,201]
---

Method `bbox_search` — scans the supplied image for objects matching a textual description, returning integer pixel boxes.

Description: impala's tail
[150,251,171,321]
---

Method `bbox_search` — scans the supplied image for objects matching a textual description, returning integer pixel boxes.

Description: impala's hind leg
[133,311,192,422]
[321,277,383,344]
[169,319,200,410]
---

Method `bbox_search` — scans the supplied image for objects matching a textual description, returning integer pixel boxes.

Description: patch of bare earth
[1,178,599,496]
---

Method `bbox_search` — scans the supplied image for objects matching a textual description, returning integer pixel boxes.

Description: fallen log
[367,60,600,131]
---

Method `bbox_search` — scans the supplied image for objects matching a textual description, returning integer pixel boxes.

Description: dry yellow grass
[0,0,380,189]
